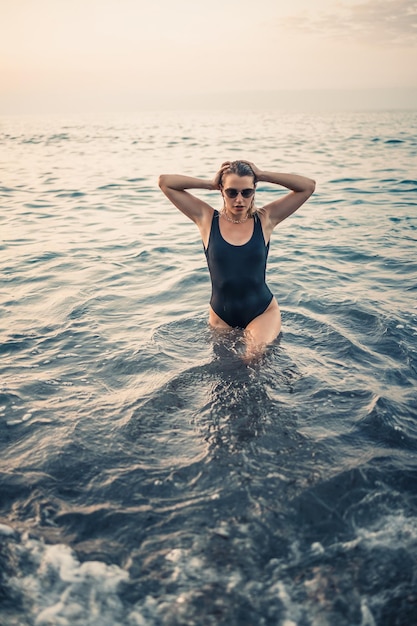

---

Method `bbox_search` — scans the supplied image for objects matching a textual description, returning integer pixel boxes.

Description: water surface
[1,109,417,625]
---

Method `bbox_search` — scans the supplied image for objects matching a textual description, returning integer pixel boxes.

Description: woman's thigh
[245,298,281,347]
[208,305,232,329]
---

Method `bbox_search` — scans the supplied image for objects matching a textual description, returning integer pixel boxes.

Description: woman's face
[221,173,256,217]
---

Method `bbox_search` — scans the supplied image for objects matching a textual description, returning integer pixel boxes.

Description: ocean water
[1,109,417,626]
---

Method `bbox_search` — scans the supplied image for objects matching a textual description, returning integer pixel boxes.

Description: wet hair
[220,160,258,187]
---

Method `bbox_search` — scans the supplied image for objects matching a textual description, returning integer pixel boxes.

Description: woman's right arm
[158,174,215,224]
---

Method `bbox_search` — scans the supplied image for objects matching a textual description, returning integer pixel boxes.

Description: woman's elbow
[305,178,316,197]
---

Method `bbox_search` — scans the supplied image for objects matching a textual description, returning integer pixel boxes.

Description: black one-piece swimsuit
[204,210,273,328]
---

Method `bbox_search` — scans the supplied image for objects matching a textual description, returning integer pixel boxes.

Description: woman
[158,160,315,360]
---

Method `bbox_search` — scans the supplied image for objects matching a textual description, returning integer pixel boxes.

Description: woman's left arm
[247,162,315,228]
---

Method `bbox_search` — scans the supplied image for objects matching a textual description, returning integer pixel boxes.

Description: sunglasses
[224,187,255,199]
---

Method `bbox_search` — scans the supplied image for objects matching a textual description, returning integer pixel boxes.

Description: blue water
[1,109,417,626]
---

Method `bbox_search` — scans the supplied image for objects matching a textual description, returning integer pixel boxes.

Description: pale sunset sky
[1,0,417,112]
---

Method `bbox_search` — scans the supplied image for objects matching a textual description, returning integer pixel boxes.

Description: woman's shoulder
[254,207,274,242]
[254,207,267,222]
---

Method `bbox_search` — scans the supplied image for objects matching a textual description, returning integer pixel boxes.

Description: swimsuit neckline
[216,211,255,248]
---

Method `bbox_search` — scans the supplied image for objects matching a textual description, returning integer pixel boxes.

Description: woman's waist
[211,280,271,299]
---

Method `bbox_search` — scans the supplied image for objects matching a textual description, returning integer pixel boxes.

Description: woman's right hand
[212,162,231,190]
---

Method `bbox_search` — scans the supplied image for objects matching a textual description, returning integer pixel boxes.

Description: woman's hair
[219,160,258,187]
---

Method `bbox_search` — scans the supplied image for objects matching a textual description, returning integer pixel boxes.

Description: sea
[1,108,417,626]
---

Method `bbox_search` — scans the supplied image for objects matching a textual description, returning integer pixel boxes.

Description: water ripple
[1,109,417,626]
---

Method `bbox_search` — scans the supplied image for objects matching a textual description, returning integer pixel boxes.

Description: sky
[1,0,417,112]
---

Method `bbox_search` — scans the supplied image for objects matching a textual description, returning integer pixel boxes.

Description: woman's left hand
[240,160,263,181]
